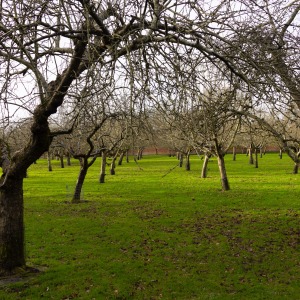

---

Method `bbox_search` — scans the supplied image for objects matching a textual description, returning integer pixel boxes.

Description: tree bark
[217,155,230,191]
[110,154,117,175]
[47,151,52,172]
[255,148,259,168]
[179,153,183,167]
[286,148,300,175]
[201,154,210,178]
[213,138,230,191]
[232,146,236,161]
[72,164,87,203]
[0,176,25,274]
[248,146,254,164]
[99,151,107,183]
[185,151,191,171]
[60,153,64,168]
[293,163,299,174]
[118,151,125,165]
[279,149,283,159]
[137,147,144,160]
[66,153,71,166]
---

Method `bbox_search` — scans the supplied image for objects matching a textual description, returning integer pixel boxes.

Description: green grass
[0,153,299,299]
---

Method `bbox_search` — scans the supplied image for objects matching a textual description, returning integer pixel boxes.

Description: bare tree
[98,117,126,183]
[196,90,241,191]
[234,104,300,174]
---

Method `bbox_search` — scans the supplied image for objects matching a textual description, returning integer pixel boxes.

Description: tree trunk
[279,149,283,159]
[60,153,64,168]
[47,151,52,172]
[118,151,125,166]
[255,148,259,168]
[0,36,87,274]
[185,151,191,171]
[248,146,254,164]
[232,146,236,161]
[260,147,263,158]
[66,153,71,166]
[110,155,117,175]
[0,176,25,274]
[99,151,107,183]
[140,147,144,159]
[137,147,143,160]
[179,153,183,167]
[72,165,87,203]
[126,150,129,163]
[217,155,230,191]
[201,154,210,178]
[293,163,299,174]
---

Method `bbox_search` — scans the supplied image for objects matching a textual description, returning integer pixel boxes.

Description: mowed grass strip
[0,153,299,299]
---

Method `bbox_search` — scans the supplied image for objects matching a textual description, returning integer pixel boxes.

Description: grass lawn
[0,153,299,299]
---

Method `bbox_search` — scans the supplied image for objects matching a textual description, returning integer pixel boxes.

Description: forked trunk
[217,155,230,191]
[99,151,107,183]
[0,176,25,274]
[137,147,143,160]
[201,154,210,178]
[72,166,87,203]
